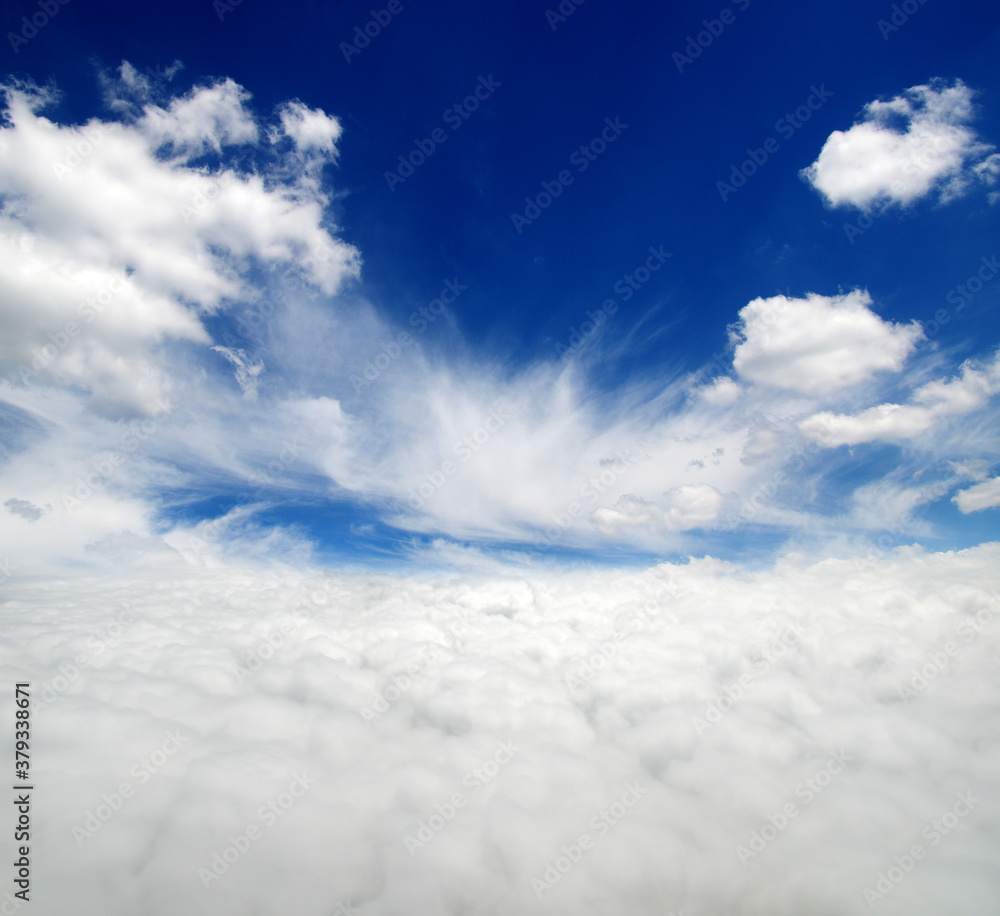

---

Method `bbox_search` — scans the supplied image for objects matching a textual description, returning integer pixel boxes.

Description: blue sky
[5,9,1000,914]
[2,0,1000,569]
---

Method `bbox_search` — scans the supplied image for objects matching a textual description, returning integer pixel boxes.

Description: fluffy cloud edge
[801,79,997,211]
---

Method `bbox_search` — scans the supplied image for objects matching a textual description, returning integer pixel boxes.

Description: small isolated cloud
[801,79,996,210]
[800,349,1000,446]
[954,476,1000,513]
[4,496,43,520]
[730,290,922,397]
[277,100,343,154]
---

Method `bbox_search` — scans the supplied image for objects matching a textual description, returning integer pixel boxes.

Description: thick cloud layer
[1,546,998,915]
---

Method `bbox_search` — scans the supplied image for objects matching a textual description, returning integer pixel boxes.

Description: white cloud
[694,376,742,406]
[0,72,359,415]
[848,477,951,535]
[954,477,1000,513]
[277,100,343,153]
[2,546,999,915]
[802,79,996,210]
[2,67,999,564]
[950,459,992,482]
[212,346,265,400]
[136,77,259,156]
[592,485,725,535]
[800,350,1000,446]
[730,291,922,397]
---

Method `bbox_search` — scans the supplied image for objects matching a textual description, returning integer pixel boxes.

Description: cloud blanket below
[1,545,999,915]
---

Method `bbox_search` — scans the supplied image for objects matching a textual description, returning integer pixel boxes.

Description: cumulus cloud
[694,376,742,406]
[135,77,259,156]
[0,70,359,415]
[953,476,1000,513]
[591,485,726,535]
[2,66,1000,565]
[2,547,999,915]
[800,350,1000,446]
[802,79,996,210]
[277,100,344,153]
[730,290,922,397]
